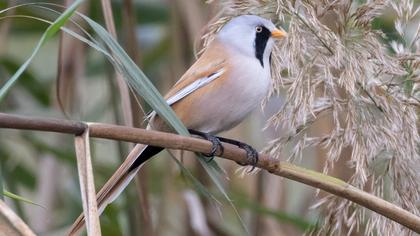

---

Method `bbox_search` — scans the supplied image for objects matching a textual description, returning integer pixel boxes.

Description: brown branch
[1,112,420,233]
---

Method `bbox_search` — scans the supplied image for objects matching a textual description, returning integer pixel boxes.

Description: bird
[69,15,286,235]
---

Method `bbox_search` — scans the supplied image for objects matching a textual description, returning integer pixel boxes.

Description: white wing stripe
[166,69,225,106]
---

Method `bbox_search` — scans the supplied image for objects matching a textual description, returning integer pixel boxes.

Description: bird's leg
[216,137,259,170]
[188,129,224,162]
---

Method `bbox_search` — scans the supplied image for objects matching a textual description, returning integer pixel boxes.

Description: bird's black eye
[256,26,263,33]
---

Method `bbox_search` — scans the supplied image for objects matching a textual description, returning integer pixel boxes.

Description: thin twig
[1,112,420,233]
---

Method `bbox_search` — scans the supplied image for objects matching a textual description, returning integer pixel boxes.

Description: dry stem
[1,112,420,233]
[0,199,36,236]
[74,129,101,235]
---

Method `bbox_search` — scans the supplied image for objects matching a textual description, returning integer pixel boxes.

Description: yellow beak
[271,29,287,39]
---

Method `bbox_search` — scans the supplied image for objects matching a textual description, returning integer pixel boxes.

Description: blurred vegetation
[0,0,411,236]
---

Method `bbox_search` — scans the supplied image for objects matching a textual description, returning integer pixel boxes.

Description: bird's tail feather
[68,144,163,235]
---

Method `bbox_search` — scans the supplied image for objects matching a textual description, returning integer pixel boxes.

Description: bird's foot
[188,129,224,162]
[217,137,259,171]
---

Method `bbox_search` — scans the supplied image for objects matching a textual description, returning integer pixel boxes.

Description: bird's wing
[164,39,229,102]
[144,58,226,128]
[146,39,230,129]
[166,68,225,106]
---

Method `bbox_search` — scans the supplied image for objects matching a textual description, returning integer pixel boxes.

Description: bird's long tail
[68,144,163,235]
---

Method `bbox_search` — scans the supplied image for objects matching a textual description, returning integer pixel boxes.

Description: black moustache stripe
[254,26,271,67]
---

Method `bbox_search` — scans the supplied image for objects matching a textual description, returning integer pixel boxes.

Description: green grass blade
[3,191,45,209]
[0,0,84,102]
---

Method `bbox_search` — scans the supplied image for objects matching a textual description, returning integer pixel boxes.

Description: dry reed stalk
[73,128,101,236]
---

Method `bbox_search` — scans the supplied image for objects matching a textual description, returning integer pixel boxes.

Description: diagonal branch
[0,112,420,233]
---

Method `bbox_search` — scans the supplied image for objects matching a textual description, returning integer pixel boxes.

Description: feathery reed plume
[203,0,420,234]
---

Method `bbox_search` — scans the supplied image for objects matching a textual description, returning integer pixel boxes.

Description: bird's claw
[202,135,224,162]
[216,137,259,171]
[189,130,258,169]
[235,143,259,172]
[188,129,224,161]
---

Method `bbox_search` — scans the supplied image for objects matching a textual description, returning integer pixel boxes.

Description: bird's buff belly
[181,77,270,134]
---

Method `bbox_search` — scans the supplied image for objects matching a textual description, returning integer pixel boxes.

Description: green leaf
[3,190,45,209]
[0,0,84,102]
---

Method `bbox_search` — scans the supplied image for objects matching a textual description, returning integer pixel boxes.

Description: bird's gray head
[217,15,287,67]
